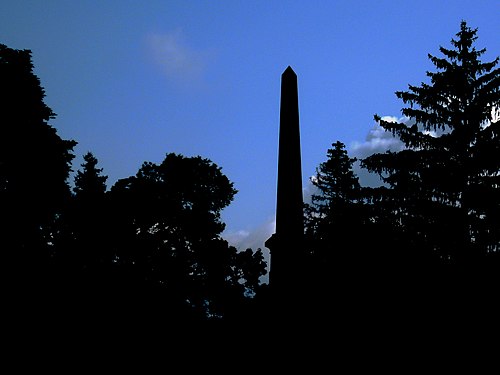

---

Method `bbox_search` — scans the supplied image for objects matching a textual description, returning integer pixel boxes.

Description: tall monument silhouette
[265,66,304,293]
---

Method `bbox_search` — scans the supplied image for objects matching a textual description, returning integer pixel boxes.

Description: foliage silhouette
[1,43,268,328]
[362,21,500,267]
[50,151,110,295]
[103,153,267,322]
[0,44,77,303]
[300,21,500,326]
[304,142,366,283]
[73,151,108,198]
[358,21,500,316]
[301,141,398,321]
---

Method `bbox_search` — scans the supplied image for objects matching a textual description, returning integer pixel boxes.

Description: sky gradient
[1,1,499,257]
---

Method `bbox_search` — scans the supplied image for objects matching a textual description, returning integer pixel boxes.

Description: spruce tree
[304,141,367,278]
[73,152,108,199]
[361,21,500,266]
[306,141,361,241]
[70,152,109,275]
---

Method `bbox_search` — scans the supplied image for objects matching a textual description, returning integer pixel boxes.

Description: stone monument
[265,66,304,293]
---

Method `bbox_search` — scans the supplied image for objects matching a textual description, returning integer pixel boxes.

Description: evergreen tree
[303,141,377,301]
[305,141,362,251]
[73,152,108,198]
[61,152,109,281]
[361,21,500,268]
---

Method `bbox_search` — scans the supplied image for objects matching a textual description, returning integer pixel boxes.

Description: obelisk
[265,66,304,292]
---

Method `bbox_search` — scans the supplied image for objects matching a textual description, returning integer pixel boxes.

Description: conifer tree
[304,141,366,274]
[73,152,108,199]
[361,21,500,265]
[306,141,361,240]
[68,152,109,276]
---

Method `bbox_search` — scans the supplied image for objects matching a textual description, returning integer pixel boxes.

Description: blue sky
[1,1,499,255]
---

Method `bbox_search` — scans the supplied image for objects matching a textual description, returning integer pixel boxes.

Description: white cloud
[349,116,407,159]
[224,216,275,252]
[303,177,319,205]
[146,30,207,85]
[347,116,412,187]
[224,229,251,247]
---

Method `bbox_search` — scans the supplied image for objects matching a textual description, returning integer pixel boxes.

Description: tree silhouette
[302,141,392,315]
[362,21,500,263]
[359,22,500,307]
[298,23,500,326]
[106,153,266,321]
[73,152,108,198]
[0,44,77,298]
[304,141,364,266]
[52,152,109,291]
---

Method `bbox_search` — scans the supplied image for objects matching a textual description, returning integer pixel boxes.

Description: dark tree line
[1,43,267,327]
[2,21,499,330]
[1,43,77,296]
[303,21,500,322]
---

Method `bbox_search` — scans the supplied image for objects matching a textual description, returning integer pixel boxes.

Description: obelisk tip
[283,66,296,76]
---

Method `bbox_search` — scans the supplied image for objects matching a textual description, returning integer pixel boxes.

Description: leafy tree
[361,21,500,269]
[0,44,77,290]
[107,153,266,320]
